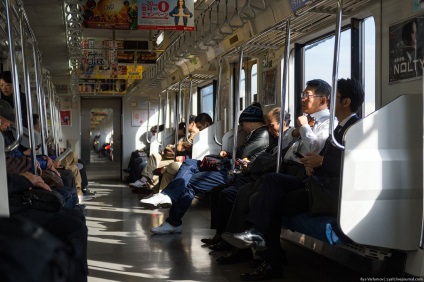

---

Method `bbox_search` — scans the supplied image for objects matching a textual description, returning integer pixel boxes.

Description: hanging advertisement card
[138,0,194,31]
[60,110,72,126]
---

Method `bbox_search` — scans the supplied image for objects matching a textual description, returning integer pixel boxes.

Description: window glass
[251,64,257,102]
[364,16,376,116]
[200,84,214,119]
[240,69,246,109]
[304,29,351,87]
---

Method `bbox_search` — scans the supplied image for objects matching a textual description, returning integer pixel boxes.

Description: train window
[199,83,214,120]
[251,64,257,102]
[304,29,351,84]
[364,16,376,116]
[240,68,246,109]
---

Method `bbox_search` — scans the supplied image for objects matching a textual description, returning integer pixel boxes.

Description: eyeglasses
[300,93,323,100]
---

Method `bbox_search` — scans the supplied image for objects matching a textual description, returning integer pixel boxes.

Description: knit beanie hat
[239,105,264,124]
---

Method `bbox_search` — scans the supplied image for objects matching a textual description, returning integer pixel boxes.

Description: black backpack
[0,217,80,282]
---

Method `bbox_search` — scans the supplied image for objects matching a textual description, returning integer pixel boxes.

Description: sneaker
[78,195,93,203]
[129,179,146,188]
[140,193,172,209]
[151,221,182,234]
[129,176,149,188]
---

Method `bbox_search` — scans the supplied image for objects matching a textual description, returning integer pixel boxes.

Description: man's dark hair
[194,113,213,131]
[178,122,186,131]
[305,79,332,100]
[0,71,12,83]
[337,78,364,113]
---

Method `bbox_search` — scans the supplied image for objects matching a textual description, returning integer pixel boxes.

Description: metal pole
[276,19,291,173]
[329,0,344,149]
[186,75,193,139]
[174,81,182,156]
[231,47,243,170]
[157,92,163,145]
[4,0,23,152]
[19,9,37,175]
[146,99,151,144]
[214,59,223,146]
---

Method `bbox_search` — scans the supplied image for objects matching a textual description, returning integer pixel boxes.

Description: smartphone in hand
[294,152,304,158]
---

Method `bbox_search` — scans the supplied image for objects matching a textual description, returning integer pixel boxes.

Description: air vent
[222,28,247,52]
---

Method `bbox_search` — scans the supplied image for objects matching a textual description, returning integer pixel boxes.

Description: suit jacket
[316,115,360,178]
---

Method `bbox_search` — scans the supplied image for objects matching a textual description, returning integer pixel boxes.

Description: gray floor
[84,161,362,282]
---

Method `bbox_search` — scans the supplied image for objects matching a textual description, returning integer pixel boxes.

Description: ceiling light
[156,31,164,46]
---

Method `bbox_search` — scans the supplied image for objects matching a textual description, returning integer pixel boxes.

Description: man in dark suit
[222,78,365,281]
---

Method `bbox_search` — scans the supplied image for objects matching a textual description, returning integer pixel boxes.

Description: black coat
[236,125,269,162]
[316,115,360,178]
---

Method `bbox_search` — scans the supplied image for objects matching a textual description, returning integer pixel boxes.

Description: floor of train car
[84,156,362,282]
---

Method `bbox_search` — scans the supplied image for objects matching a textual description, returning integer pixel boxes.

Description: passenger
[141,104,270,234]
[222,78,364,281]
[204,108,291,251]
[6,172,88,281]
[0,71,28,127]
[0,100,78,208]
[129,114,200,191]
[206,79,332,254]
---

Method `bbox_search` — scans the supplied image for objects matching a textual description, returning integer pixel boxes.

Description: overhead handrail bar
[229,0,244,28]
[276,18,291,173]
[293,0,325,17]
[231,46,243,170]
[19,8,37,175]
[146,99,151,144]
[329,0,343,149]
[213,59,223,146]
[185,75,193,140]
[5,0,23,153]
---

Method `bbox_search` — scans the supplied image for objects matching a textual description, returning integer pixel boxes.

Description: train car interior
[0,0,423,281]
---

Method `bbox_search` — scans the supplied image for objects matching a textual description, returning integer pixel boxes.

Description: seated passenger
[222,78,364,281]
[204,108,290,250]
[129,115,199,190]
[206,79,333,253]
[0,101,78,208]
[0,70,28,127]
[6,172,88,281]
[140,104,269,234]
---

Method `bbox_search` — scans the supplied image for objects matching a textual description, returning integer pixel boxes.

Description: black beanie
[239,105,264,124]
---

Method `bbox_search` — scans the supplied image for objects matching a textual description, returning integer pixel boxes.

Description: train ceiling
[14,0,374,98]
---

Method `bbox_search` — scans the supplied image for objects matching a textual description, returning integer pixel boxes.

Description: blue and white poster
[138,0,194,31]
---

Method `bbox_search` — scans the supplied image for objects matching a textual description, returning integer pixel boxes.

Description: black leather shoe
[216,248,253,265]
[201,234,221,245]
[209,240,232,251]
[222,229,266,250]
[240,261,283,281]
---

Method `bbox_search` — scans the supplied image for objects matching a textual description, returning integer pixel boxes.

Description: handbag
[9,189,65,212]
[306,176,340,216]
[41,169,65,189]
[199,154,230,171]
[248,152,277,179]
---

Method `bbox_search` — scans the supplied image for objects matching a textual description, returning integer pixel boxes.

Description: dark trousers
[247,173,308,268]
[78,159,88,189]
[209,173,255,234]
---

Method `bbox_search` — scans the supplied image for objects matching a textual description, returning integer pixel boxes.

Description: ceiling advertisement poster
[138,0,194,31]
[82,0,138,30]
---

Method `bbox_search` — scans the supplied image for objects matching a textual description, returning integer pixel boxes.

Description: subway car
[0,0,423,281]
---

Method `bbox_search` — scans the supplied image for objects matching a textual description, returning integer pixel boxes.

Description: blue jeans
[53,186,78,208]
[162,159,229,226]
